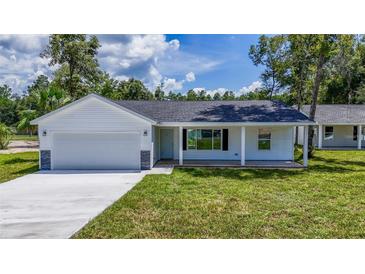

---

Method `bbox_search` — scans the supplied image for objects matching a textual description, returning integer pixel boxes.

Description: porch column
[241,126,246,166]
[358,125,362,150]
[179,126,183,165]
[303,125,308,167]
[318,124,323,149]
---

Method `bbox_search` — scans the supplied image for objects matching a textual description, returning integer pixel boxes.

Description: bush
[0,123,13,150]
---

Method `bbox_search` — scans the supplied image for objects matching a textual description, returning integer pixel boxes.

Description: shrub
[0,123,13,150]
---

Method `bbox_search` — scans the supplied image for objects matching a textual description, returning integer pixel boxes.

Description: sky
[0,34,263,96]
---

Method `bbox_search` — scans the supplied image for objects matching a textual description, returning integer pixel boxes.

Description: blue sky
[0,34,263,95]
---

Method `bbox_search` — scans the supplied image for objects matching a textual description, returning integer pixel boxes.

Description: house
[297,105,365,149]
[30,93,314,171]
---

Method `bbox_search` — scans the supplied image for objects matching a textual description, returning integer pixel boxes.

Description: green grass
[0,152,39,183]
[74,150,365,239]
[11,135,39,141]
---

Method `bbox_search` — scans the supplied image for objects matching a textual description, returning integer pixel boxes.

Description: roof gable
[31,93,156,125]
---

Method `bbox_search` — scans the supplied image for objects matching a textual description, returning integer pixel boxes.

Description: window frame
[257,128,271,150]
[186,128,222,151]
[324,126,334,140]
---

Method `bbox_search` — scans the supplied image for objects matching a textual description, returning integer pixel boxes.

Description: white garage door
[52,132,141,170]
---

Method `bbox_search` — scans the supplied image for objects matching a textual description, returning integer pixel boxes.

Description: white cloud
[185,72,195,82]
[98,35,181,89]
[98,35,217,90]
[0,34,219,94]
[239,81,262,94]
[0,35,50,94]
[162,78,184,92]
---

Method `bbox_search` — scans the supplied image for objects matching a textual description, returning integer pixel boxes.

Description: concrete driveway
[0,171,147,239]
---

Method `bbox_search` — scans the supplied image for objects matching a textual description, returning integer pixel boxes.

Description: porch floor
[155,160,304,169]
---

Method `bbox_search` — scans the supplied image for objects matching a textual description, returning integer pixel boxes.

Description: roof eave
[157,121,316,127]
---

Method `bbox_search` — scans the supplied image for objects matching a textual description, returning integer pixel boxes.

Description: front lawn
[74,150,365,239]
[0,152,39,183]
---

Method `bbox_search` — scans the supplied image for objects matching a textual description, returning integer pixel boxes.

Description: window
[187,129,197,149]
[258,128,271,150]
[353,126,358,141]
[213,129,222,150]
[187,129,222,150]
[324,126,334,140]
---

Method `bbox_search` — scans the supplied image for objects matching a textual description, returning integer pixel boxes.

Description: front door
[160,128,174,159]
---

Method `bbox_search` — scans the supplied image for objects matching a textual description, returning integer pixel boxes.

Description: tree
[0,85,18,126]
[17,110,38,136]
[286,35,318,143]
[116,78,153,100]
[197,89,208,100]
[94,73,119,98]
[249,35,289,99]
[186,89,198,101]
[41,34,101,99]
[27,75,50,95]
[307,35,338,154]
[222,91,236,100]
[213,92,222,100]
[30,85,71,116]
[332,35,361,104]
[154,84,165,100]
[0,84,12,98]
[0,123,13,150]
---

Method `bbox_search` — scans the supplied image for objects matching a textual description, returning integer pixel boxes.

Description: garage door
[52,132,141,170]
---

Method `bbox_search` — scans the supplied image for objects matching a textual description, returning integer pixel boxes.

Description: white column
[241,126,246,166]
[358,125,362,150]
[318,124,323,149]
[179,126,183,165]
[303,125,308,167]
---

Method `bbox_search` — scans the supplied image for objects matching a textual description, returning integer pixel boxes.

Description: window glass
[353,126,358,141]
[258,128,271,150]
[213,129,222,150]
[197,129,212,150]
[187,129,197,149]
[324,126,334,140]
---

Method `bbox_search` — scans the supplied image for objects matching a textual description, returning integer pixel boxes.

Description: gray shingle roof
[301,104,365,124]
[115,100,312,123]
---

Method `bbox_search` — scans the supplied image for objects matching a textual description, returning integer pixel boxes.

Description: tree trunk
[308,52,326,156]
[347,77,352,104]
[295,70,305,145]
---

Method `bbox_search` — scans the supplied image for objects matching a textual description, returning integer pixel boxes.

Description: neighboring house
[297,105,365,149]
[31,93,314,171]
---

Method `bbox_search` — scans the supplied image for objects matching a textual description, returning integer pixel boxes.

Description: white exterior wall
[297,125,362,148]
[37,96,152,151]
[245,126,294,161]
[322,125,358,147]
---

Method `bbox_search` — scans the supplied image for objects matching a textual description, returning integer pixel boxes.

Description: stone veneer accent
[40,150,51,170]
[140,150,151,170]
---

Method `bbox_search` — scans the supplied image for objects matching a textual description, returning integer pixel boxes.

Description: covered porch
[316,124,365,150]
[152,124,309,168]
[155,159,304,169]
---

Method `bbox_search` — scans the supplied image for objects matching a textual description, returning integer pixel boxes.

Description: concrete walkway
[0,140,39,154]
[0,167,173,239]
